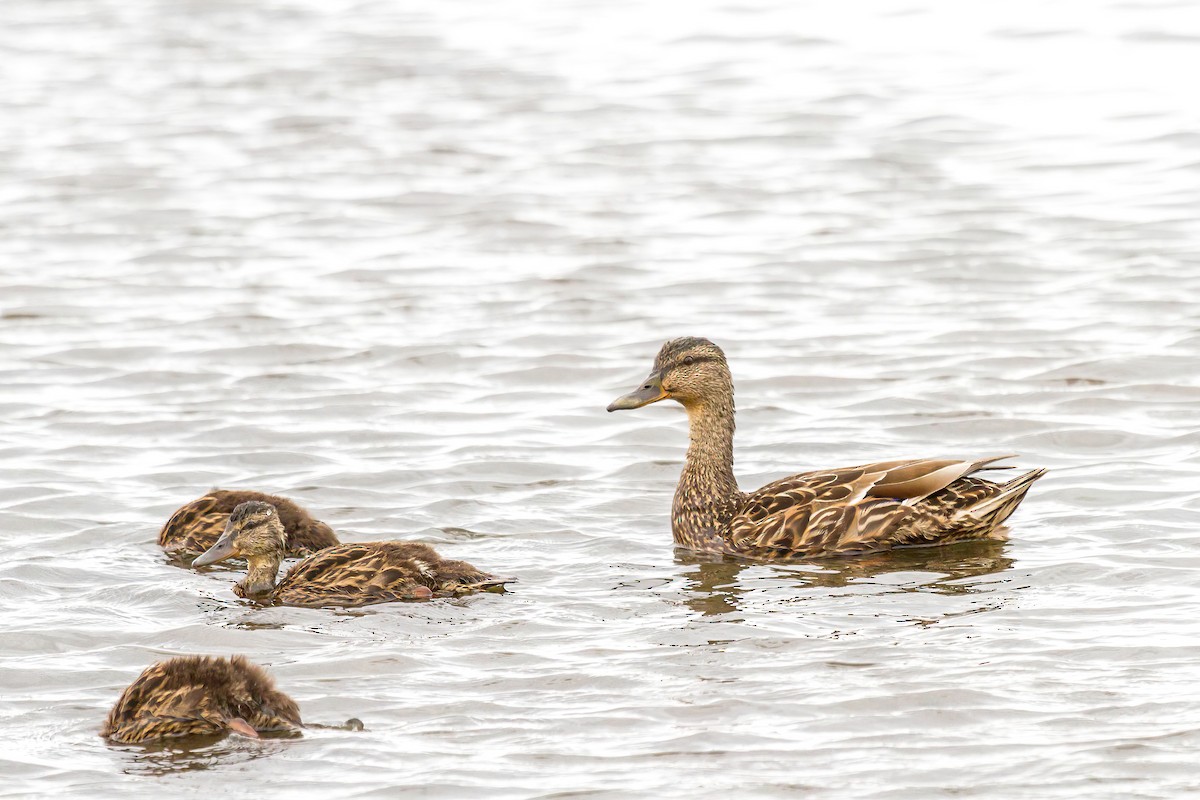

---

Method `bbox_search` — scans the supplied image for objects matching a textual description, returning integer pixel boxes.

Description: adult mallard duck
[159,490,339,559]
[193,501,511,607]
[607,337,1045,560]
[101,655,301,743]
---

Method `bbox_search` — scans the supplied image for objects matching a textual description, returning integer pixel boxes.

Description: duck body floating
[193,501,511,607]
[101,655,301,743]
[608,337,1045,560]
[159,490,340,559]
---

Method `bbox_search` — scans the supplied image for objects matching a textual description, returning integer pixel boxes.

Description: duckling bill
[608,337,1045,560]
[194,501,512,608]
[102,656,301,744]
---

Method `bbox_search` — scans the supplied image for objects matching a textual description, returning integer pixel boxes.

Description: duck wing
[728,456,1027,558]
[274,542,441,607]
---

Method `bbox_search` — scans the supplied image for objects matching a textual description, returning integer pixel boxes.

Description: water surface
[3,0,1200,797]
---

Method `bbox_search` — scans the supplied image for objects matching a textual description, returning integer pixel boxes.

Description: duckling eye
[683,356,695,366]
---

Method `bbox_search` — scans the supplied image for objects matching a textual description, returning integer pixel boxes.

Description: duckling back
[102,655,302,744]
[159,490,339,558]
[271,541,513,608]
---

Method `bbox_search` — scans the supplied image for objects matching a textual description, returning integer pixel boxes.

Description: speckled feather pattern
[101,655,301,743]
[158,490,340,557]
[673,445,1044,561]
[624,338,1045,560]
[719,460,1044,560]
[259,541,508,608]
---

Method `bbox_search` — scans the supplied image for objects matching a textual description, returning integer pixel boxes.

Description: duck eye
[683,356,695,366]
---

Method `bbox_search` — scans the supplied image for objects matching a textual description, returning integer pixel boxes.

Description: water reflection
[677,540,1015,616]
[675,557,746,617]
[114,733,297,777]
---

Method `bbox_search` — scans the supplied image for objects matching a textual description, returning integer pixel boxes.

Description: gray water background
[2,0,1200,797]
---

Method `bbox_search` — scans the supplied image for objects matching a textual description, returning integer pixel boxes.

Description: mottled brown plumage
[101,655,301,744]
[159,490,340,559]
[608,337,1045,560]
[193,501,511,607]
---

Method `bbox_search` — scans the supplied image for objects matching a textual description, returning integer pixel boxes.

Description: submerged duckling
[193,501,511,607]
[159,490,339,559]
[101,655,301,744]
[608,337,1045,560]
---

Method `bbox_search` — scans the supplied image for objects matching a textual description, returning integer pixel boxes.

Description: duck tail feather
[954,467,1046,527]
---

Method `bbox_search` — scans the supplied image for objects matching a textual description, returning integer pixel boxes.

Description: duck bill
[224,717,260,739]
[193,529,240,567]
[607,372,668,412]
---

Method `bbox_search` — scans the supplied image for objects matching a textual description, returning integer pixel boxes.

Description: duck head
[193,501,287,596]
[607,337,732,412]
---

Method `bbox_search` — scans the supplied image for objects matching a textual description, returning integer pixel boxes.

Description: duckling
[159,490,339,559]
[193,501,511,607]
[608,337,1045,560]
[101,655,301,743]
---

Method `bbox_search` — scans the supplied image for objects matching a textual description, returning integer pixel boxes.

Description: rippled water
[3,0,1200,797]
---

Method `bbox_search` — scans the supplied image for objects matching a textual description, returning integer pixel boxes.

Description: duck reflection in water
[115,736,292,777]
[677,539,1015,617]
[114,718,365,777]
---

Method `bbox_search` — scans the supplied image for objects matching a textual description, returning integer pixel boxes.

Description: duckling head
[193,501,287,596]
[193,501,286,565]
[607,336,732,412]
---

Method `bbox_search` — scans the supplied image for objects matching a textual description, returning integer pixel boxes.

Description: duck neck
[238,554,282,598]
[672,393,741,547]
